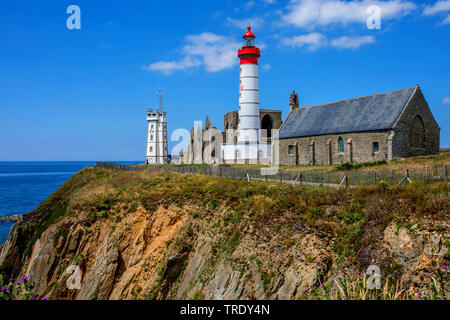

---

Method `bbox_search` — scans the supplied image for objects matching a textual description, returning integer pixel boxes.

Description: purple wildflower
[443,266,448,270]
[9,278,13,283]
[1,287,8,291]
[306,287,310,291]
[31,297,36,300]
[425,293,430,296]
[16,281,21,285]
[321,283,325,287]
[445,261,449,265]
[342,274,347,278]
[42,297,48,300]
[21,276,29,281]
[417,293,421,298]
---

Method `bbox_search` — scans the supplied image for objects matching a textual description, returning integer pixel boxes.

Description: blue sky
[0,0,449,161]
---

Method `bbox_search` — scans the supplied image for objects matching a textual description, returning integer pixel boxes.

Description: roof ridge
[297,87,416,111]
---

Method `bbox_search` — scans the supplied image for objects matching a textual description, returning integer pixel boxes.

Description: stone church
[179,85,439,166]
[278,85,440,166]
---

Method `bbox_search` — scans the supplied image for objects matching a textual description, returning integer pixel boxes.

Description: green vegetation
[199,151,450,173]
[304,267,448,300]
[12,166,449,265]
[3,164,447,301]
[0,275,40,300]
[336,160,387,171]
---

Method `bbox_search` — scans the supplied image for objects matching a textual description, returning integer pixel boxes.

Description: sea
[0,161,141,245]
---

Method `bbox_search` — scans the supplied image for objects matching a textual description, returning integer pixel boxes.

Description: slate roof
[279,88,416,139]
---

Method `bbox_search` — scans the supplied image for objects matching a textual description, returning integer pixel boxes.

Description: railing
[95,162,449,187]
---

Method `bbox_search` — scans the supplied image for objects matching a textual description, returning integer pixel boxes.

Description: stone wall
[278,131,391,166]
[391,87,440,158]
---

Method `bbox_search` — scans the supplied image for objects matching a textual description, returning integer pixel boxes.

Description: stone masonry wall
[392,87,440,158]
[278,131,391,166]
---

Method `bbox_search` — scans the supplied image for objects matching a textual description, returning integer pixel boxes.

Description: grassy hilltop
[0,166,448,300]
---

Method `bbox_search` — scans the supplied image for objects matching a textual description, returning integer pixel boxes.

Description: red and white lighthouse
[237,26,261,144]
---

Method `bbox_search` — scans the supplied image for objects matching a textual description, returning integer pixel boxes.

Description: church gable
[391,86,440,158]
[279,88,416,139]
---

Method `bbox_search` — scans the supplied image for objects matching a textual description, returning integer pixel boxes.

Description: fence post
[399,168,412,185]
[345,175,348,188]
[445,165,448,181]
[280,170,282,183]
[300,172,303,186]
[374,172,377,185]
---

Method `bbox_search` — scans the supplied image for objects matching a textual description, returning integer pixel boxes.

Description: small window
[414,133,419,148]
[373,142,379,153]
[150,146,153,152]
[288,145,295,155]
[338,137,344,154]
[150,135,154,141]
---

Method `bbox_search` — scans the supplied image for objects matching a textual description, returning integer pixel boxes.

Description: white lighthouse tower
[222,26,269,163]
[145,90,168,165]
[238,26,261,145]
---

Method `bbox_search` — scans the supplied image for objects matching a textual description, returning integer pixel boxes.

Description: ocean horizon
[0,161,142,245]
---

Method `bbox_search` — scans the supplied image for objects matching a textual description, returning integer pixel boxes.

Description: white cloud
[443,97,450,104]
[262,63,272,71]
[423,0,450,16]
[244,0,256,10]
[144,32,240,75]
[226,17,265,29]
[143,56,202,75]
[331,35,375,49]
[442,14,450,24]
[281,32,328,50]
[282,32,375,50]
[423,0,450,24]
[282,0,416,29]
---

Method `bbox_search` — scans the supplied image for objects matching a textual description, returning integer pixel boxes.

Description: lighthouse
[145,89,168,165]
[221,26,270,164]
[237,26,261,144]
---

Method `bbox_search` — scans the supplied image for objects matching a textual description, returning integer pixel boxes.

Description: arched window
[261,115,273,138]
[338,137,344,154]
[410,115,425,148]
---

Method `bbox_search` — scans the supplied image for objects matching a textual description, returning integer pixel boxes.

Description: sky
[0,0,449,161]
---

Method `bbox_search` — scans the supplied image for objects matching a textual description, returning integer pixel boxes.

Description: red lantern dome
[238,26,260,65]
[243,26,255,39]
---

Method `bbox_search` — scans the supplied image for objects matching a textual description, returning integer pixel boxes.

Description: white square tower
[146,107,168,164]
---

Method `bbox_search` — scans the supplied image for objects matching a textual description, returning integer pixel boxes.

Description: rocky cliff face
[0,167,448,300]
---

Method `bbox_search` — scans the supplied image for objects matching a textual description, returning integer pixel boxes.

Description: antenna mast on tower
[157,87,163,112]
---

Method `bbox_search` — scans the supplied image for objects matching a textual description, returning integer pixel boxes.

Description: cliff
[0,167,448,300]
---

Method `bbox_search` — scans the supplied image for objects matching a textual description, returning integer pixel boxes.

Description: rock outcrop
[0,167,448,300]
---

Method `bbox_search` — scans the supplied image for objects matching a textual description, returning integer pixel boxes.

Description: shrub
[0,275,40,300]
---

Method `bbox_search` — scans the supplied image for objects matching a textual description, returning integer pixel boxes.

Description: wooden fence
[95,162,449,188]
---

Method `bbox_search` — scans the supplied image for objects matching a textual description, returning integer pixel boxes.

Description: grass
[3,165,448,300]
[304,269,448,300]
[39,170,449,266]
[152,151,450,173]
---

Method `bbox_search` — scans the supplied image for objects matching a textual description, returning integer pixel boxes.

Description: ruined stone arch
[261,114,273,138]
